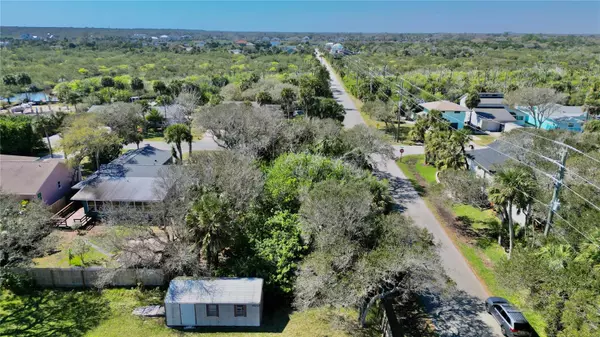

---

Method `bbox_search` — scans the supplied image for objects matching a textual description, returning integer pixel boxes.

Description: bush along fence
[12,267,165,288]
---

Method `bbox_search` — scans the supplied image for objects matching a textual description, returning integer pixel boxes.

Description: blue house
[518,105,587,132]
[419,100,470,129]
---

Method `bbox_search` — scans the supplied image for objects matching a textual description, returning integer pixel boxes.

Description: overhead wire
[350,56,600,167]
[345,56,600,209]
[341,55,600,245]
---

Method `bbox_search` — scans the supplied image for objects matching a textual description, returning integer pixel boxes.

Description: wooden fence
[13,267,165,288]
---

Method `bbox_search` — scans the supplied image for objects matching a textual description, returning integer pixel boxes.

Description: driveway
[317,50,502,336]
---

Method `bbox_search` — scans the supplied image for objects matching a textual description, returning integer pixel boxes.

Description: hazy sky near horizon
[1,1,599,34]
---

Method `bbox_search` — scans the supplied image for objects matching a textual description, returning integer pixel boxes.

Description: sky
[1,1,599,34]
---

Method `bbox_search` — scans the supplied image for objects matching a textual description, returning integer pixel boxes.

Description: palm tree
[164,123,192,163]
[280,88,296,118]
[488,166,537,258]
[185,191,232,272]
[32,112,66,157]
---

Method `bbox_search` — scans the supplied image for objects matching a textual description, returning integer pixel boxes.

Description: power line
[342,56,600,250]
[345,57,600,206]
[350,56,600,167]
[469,157,600,249]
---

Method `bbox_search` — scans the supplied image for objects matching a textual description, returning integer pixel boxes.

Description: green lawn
[452,204,499,230]
[396,154,437,185]
[359,110,414,145]
[0,288,357,337]
[471,134,496,146]
[34,238,110,268]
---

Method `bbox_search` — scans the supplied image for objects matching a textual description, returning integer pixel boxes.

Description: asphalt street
[316,50,502,337]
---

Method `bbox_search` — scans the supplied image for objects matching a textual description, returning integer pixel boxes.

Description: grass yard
[452,204,499,230]
[33,229,113,268]
[471,134,496,146]
[396,154,437,185]
[395,156,547,336]
[359,109,414,145]
[0,288,359,337]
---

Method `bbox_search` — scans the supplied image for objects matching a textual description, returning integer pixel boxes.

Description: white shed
[164,278,263,327]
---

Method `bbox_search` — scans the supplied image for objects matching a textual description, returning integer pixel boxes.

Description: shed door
[180,304,196,326]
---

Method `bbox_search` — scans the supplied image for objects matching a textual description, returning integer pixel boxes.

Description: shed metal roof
[165,278,264,304]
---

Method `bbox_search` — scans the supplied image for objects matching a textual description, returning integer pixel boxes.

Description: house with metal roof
[165,278,264,327]
[70,145,172,214]
[0,155,73,206]
[419,100,470,130]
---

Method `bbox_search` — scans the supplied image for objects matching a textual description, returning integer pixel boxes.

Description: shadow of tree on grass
[0,289,110,337]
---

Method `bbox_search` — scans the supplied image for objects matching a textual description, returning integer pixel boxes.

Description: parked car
[486,297,533,337]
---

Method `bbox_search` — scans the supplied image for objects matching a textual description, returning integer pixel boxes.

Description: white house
[165,278,264,327]
[463,93,516,132]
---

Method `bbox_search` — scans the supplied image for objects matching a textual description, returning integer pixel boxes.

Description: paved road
[124,132,220,151]
[43,132,221,159]
[317,50,502,337]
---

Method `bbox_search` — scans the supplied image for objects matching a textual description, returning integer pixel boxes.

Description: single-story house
[419,100,470,130]
[165,278,264,327]
[517,105,587,132]
[70,145,172,214]
[466,141,510,180]
[0,155,73,206]
[466,141,526,225]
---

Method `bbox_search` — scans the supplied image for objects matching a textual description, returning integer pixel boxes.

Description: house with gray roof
[517,104,588,132]
[464,93,517,132]
[466,141,510,180]
[0,155,73,206]
[70,145,172,214]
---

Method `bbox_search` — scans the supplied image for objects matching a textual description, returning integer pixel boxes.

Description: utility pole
[544,149,568,236]
[396,96,403,142]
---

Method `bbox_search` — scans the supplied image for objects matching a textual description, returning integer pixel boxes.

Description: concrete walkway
[317,50,502,337]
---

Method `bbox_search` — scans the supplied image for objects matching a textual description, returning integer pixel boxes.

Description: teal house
[518,105,587,132]
[419,100,470,129]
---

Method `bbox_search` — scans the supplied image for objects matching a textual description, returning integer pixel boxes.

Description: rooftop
[112,145,172,166]
[478,97,505,106]
[71,145,171,202]
[165,278,264,304]
[468,141,510,173]
[517,105,586,120]
[420,100,469,112]
[0,156,65,196]
[474,107,517,122]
